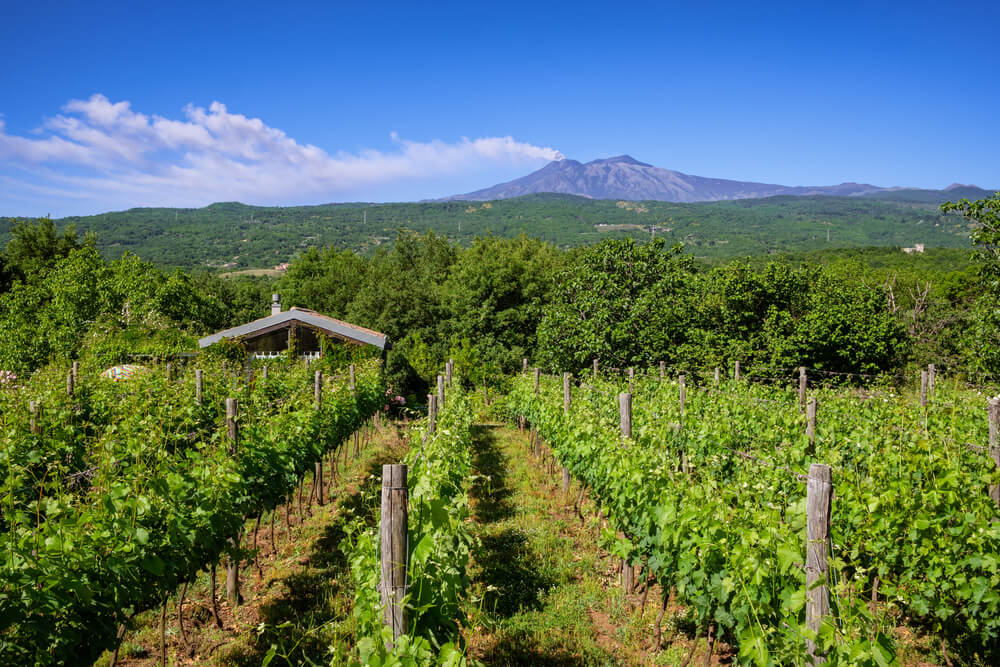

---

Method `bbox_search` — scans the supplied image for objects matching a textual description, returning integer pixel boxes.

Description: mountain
[448,155,992,203]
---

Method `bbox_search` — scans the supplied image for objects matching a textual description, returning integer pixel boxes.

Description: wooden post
[562,372,572,493]
[262,365,268,380]
[380,464,409,644]
[678,375,686,416]
[446,359,454,385]
[314,371,322,410]
[29,401,40,435]
[427,394,437,435]
[593,358,598,377]
[437,374,445,410]
[928,363,936,397]
[533,368,540,395]
[619,531,634,593]
[71,361,79,387]
[806,464,832,664]
[619,392,632,440]
[165,362,173,381]
[522,358,528,374]
[734,360,741,381]
[349,364,356,391]
[659,361,665,380]
[314,371,324,506]
[195,369,203,406]
[920,370,928,408]
[799,366,807,413]
[989,398,1000,508]
[66,370,74,397]
[714,367,720,386]
[806,398,817,456]
[225,398,240,607]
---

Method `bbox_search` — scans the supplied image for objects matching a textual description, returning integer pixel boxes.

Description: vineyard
[1,356,999,666]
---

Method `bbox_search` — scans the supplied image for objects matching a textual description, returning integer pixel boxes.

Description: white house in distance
[198,295,390,360]
[901,243,925,255]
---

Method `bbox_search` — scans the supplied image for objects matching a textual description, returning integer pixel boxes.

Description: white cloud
[0,94,563,209]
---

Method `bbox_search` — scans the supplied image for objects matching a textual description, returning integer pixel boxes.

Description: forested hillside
[1,193,997,404]
[0,193,977,270]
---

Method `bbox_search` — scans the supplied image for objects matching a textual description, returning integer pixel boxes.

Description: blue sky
[1,0,997,216]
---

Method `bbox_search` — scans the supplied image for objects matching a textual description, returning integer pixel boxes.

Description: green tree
[4,217,96,279]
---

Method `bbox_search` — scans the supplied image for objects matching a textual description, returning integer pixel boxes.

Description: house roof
[198,307,390,350]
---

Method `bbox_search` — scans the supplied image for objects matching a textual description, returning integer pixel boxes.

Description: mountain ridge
[447,156,992,203]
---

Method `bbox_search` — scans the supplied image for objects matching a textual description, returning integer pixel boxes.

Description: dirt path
[462,425,722,666]
[98,419,408,667]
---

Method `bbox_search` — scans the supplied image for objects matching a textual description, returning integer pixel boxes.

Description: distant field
[218,268,285,279]
[0,192,975,270]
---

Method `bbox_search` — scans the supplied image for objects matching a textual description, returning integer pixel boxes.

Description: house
[901,243,925,254]
[198,295,390,360]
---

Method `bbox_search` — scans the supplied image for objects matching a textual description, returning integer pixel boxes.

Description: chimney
[271,294,281,315]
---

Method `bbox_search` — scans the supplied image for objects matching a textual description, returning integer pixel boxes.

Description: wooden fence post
[523,358,528,374]
[29,401,40,435]
[619,392,632,440]
[427,394,437,435]
[314,371,324,506]
[66,370,74,397]
[714,367,720,386]
[659,361,665,380]
[165,362,173,381]
[262,365,268,380]
[195,369,203,405]
[72,361,79,387]
[928,363,936,397]
[562,372,572,493]
[620,531,635,594]
[350,364,356,390]
[593,358,599,377]
[350,364,359,457]
[734,360,741,381]
[989,398,1000,508]
[437,374,445,410]
[380,464,409,644]
[806,398,817,456]
[225,398,241,607]
[806,464,832,664]
[534,368,540,395]
[799,366,807,413]
[920,370,928,408]
[679,374,686,416]
[446,359,454,385]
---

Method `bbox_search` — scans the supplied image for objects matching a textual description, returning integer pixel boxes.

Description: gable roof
[198,307,390,350]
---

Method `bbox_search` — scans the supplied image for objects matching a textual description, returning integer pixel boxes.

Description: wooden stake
[315,370,322,410]
[427,394,436,435]
[66,370,74,396]
[195,369,203,406]
[522,358,528,374]
[446,359,454,385]
[920,370,928,407]
[619,392,632,440]
[714,367,720,386]
[989,398,1000,508]
[806,398,817,456]
[593,358,598,377]
[679,375,686,416]
[262,365,268,380]
[659,360,665,380]
[225,398,241,607]
[380,464,409,644]
[349,364,356,391]
[72,361,79,387]
[437,374,445,409]
[928,363,936,397]
[806,464,832,664]
[533,367,540,395]
[29,401,40,435]
[563,372,571,414]
[799,366,807,413]
[734,360,740,381]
